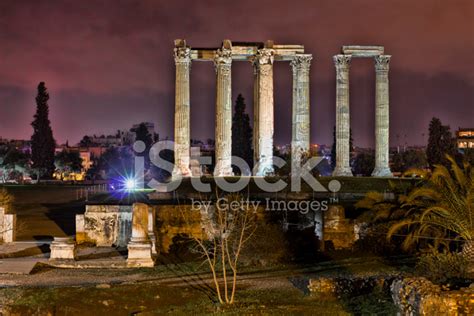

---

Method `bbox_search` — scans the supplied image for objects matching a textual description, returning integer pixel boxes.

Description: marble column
[290,55,312,173]
[372,55,393,177]
[253,48,275,176]
[172,42,192,178]
[214,46,234,176]
[332,55,353,177]
[253,59,260,167]
[127,203,154,267]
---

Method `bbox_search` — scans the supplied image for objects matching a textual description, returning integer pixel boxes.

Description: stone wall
[156,204,266,253]
[391,277,474,315]
[77,204,205,251]
[77,205,133,247]
[78,202,358,253]
[156,205,205,253]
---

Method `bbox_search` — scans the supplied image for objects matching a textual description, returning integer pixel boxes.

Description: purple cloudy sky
[0,0,473,147]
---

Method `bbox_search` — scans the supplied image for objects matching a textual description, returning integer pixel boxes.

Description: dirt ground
[0,184,407,314]
[0,258,401,315]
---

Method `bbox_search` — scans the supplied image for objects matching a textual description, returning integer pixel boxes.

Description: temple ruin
[172,39,313,177]
[173,41,392,178]
[332,46,393,177]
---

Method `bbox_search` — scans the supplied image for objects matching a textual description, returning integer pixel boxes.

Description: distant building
[89,135,123,147]
[86,146,108,159]
[118,130,135,146]
[55,145,96,171]
[0,138,31,153]
[456,128,474,150]
[81,122,157,149]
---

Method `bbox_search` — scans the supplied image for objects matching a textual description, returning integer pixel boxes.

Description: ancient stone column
[372,55,393,177]
[127,203,154,267]
[253,48,275,176]
[172,40,192,179]
[290,55,312,173]
[253,59,260,167]
[332,55,353,177]
[214,44,234,176]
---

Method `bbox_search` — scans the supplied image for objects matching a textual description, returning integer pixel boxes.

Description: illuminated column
[253,58,260,167]
[332,55,353,177]
[214,43,234,176]
[290,54,312,173]
[372,55,393,177]
[253,48,275,176]
[172,40,192,178]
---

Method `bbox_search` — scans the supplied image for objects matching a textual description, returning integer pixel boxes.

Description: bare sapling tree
[180,192,257,304]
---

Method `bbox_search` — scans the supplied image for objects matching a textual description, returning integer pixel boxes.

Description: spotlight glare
[124,178,136,190]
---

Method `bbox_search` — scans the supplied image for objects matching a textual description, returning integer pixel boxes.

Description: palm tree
[388,156,474,262]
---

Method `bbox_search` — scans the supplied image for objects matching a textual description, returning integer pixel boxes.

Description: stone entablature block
[342,45,384,57]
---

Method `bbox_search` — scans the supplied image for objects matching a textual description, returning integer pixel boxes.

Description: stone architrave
[172,40,192,179]
[290,55,312,174]
[49,237,76,261]
[213,42,234,176]
[253,48,275,176]
[372,55,393,177]
[332,55,353,177]
[127,203,154,267]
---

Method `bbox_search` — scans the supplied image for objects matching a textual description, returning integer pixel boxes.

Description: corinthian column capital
[256,48,275,65]
[214,48,232,75]
[374,55,391,72]
[214,48,232,64]
[174,47,191,65]
[333,54,352,70]
[291,54,313,76]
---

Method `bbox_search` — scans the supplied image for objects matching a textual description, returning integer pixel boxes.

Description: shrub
[416,250,469,285]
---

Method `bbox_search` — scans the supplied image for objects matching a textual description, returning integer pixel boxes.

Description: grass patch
[1,283,396,315]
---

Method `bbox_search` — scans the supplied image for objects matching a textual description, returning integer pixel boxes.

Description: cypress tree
[31,82,56,180]
[426,117,456,168]
[134,122,153,168]
[134,123,153,149]
[232,94,253,170]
